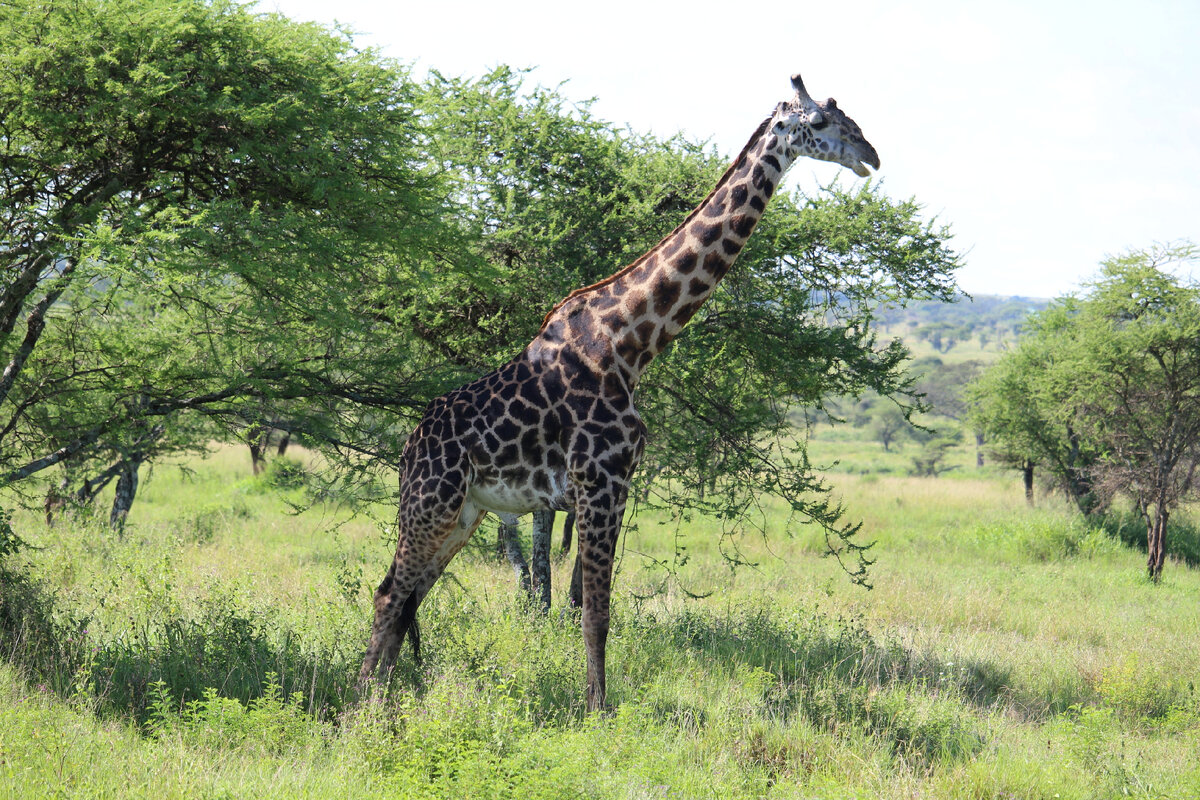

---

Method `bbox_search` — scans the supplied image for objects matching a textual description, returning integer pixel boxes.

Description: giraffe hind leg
[360,565,427,687]
[396,499,488,667]
[358,495,486,689]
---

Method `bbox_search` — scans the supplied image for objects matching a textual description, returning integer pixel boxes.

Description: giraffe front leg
[574,491,628,712]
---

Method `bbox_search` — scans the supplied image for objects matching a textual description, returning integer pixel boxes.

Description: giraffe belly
[466,465,571,516]
[466,483,542,515]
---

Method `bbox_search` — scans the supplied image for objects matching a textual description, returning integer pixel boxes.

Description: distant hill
[873,293,1051,360]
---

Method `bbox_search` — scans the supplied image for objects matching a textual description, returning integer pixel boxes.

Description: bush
[971,517,1121,561]
[1093,654,1196,723]
[0,507,25,559]
[263,458,310,491]
[0,510,89,689]
[908,429,962,477]
[148,674,325,755]
[1100,510,1200,567]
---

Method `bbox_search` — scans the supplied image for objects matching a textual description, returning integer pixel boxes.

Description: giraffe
[360,73,880,711]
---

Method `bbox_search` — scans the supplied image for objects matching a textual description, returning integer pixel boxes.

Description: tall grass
[1,445,1198,798]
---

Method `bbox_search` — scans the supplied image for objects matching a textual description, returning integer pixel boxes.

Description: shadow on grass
[0,557,360,726]
[628,606,1017,762]
[1,558,88,689]
[652,606,1017,708]
[1,539,1082,766]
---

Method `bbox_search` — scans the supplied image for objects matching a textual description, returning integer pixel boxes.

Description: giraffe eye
[809,111,828,130]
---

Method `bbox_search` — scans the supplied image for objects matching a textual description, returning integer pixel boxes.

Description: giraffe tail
[399,591,421,663]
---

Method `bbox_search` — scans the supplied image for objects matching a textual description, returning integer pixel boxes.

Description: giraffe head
[773,73,880,177]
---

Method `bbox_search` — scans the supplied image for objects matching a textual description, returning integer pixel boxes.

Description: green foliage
[402,67,669,367]
[969,244,1200,538]
[633,179,959,582]
[147,675,324,754]
[0,507,24,559]
[260,458,309,492]
[967,313,1101,511]
[1,0,457,498]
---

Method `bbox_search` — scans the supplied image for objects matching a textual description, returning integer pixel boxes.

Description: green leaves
[969,244,1200,576]
[1,0,455,491]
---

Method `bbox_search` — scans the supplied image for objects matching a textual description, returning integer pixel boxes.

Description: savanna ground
[2,432,1198,799]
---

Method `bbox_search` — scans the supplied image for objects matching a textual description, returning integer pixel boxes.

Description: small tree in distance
[853,403,910,452]
[1067,246,1200,580]
[969,243,1200,581]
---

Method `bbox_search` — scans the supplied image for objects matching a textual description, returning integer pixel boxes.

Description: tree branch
[0,257,77,408]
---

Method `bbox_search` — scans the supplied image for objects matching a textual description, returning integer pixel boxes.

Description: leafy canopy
[1,0,459,487]
[969,243,1200,579]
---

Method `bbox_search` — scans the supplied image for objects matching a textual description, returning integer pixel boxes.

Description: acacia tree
[0,0,462,514]
[635,183,957,580]
[855,404,909,452]
[970,245,1200,580]
[967,328,1100,510]
[1061,247,1200,580]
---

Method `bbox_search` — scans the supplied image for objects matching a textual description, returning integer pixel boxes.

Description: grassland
[2,437,1198,799]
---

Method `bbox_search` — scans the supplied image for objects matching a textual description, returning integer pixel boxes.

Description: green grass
[2,444,1198,798]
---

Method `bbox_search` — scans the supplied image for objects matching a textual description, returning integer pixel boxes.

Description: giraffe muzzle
[847,145,881,177]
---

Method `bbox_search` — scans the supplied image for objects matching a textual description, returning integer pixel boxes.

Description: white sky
[266,0,1198,298]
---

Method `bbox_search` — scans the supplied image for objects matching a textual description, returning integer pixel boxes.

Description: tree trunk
[0,258,77,411]
[530,510,554,612]
[499,519,530,593]
[247,426,269,475]
[1064,425,1097,514]
[72,460,125,507]
[0,254,52,337]
[975,432,985,467]
[1022,460,1034,506]
[44,479,68,527]
[109,456,142,532]
[276,431,291,456]
[1147,507,1168,583]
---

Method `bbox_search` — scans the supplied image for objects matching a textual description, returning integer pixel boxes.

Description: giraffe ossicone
[359,72,879,711]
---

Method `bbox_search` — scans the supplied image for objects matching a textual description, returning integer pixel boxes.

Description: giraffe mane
[537,116,774,333]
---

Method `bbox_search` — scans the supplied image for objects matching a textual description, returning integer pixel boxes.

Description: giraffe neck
[534,116,793,386]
